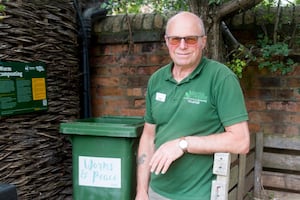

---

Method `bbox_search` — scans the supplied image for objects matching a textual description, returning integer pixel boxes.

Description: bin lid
[60,116,144,138]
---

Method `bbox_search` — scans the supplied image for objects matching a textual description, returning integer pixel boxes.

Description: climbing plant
[225,0,298,77]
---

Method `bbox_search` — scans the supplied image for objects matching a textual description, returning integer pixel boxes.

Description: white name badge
[156,92,166,102]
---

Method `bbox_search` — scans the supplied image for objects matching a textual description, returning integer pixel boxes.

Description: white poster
[78,156,121,188]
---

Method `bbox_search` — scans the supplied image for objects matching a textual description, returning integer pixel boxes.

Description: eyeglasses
[166,35,204,45]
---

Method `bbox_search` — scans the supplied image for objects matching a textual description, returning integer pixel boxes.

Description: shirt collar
[165,57,207,84]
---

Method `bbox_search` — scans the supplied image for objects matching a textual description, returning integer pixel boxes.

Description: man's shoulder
[202,57,235,77]
[150,63,172,79]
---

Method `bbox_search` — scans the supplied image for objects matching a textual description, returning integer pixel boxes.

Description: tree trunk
[189,0,220,60]
[188,0,263,61]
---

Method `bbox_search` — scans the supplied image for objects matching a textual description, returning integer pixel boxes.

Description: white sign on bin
[78,156,121,188]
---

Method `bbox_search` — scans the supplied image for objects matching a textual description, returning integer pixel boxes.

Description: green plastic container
[60,116,144,200]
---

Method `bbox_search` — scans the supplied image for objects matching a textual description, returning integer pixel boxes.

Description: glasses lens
[185,36,198,44]
[167,36,200,45]
[169,37,181,45]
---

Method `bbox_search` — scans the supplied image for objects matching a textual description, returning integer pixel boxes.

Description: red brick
[137,66,161,75]
[276,89,294,100]
[122,76,149,87]
[134,99,145,107]
[110,44,129,54]
[92,66,124,76]
[101,98,130,107]
[259,77,281,87]
[95,55,118,65]
[121,66,137,75]
[294,89,300,100]
[289,65,300,76]
[127,88,143,96]
[246,100,266,111]
[97,87,125,96]
[250,111,274,123]
[266,101,300,112]
[148,54,170,66]
[91,93,104,102]
[120,108,145,116]
[95,45,111,55]
[248,123,261,133]
[141,42,167,53]
[115,54,147,66]
[286,77,300,87]
[94,77,120,87]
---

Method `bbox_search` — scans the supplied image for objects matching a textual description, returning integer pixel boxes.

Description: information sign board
[0,61,47,116]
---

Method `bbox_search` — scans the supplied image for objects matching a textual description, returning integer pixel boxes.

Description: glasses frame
[165,35,205,45]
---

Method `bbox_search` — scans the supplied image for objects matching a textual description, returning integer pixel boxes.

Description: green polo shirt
[144,57,248,200]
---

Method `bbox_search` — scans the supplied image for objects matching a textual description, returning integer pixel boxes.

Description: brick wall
[90,14,171,117]
[241,66,300,136]
[90,13,300,136]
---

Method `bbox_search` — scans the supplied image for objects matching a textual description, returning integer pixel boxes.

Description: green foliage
[227,35,295,77]
[226,0,298,77]
[0,4,5,12]
[0,4,6,20]
[226,45,251,78]
[101,0,188,15]
[256,33,295,75]
[227,57,247,78]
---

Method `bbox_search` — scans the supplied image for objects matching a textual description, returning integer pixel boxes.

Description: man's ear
[164,35,169,47]
[201,36,207,49]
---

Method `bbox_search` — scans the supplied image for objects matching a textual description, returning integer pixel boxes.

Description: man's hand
[149,139,184,175]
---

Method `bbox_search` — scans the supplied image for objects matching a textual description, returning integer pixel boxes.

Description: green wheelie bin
[60,116,144,200]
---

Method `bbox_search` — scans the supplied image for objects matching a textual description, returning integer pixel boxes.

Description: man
[135,11,250,200]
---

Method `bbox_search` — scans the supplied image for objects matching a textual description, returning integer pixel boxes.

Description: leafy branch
[225,0,298,77]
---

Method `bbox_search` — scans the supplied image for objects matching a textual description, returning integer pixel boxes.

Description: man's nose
[179,38,188,48]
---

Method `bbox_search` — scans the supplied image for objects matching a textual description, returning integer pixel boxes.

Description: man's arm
[187,121,250,154]
[135,122,156,200]
[150,121,250,175]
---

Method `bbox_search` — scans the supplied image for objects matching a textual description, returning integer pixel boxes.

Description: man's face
[165,15,207,69]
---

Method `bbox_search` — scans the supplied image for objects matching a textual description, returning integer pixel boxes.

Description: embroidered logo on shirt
[156,92,166,102]
[183,90,207,104]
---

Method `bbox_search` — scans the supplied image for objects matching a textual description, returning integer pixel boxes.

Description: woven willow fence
[0,1,80,199]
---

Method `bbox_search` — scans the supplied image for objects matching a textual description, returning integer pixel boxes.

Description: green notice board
[0,61,48,116]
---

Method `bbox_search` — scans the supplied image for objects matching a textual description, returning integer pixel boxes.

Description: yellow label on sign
[32,78,46,100]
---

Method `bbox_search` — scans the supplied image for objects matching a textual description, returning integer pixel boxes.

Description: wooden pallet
[254,132,300,200]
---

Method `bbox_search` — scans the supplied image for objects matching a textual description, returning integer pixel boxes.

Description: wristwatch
[179,137,188,153]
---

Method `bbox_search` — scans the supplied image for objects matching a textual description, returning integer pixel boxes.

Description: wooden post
[237,154,246,199]
[254,132,263,199]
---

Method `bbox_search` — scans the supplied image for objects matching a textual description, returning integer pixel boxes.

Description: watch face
[179,139,188,148]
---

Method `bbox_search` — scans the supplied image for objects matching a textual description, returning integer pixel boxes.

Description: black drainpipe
[73,0,107,118]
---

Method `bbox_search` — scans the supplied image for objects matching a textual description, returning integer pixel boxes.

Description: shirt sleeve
[144,77,156,124]
[214,74,249,127]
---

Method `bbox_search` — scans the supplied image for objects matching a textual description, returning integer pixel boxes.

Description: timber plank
[263,152,300,171]
[228,186,237,200]
[263,189,300,200]
[262,171,300,191]
[254,132,263,198]
[264,134,300,151]
[246,151,255,174]
[244,170,254,198]
[237,155,246,200]
[229,164,239,190]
